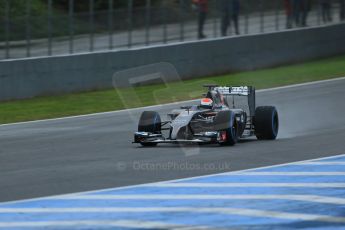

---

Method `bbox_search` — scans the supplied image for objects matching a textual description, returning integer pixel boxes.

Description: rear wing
[204,85,256,117]
[214,86,250,96]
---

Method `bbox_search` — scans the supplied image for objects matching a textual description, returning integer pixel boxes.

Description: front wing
[133,132,219,144]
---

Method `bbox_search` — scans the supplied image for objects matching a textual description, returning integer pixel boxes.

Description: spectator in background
[284,0,293,28]
[293,0,302,26]
[321,0,332,23]
[303,0,312,26]
[220,0,240,36]
[192,0,209,39]
[293,0,310,27]
[339,0,345,20]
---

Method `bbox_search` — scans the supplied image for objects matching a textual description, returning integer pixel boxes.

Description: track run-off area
[0,154,345,229]
[1,77,345,229]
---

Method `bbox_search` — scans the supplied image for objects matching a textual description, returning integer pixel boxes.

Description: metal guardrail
[0,0,344,60]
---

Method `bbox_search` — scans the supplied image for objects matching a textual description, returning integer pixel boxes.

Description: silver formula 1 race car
[133,85,279,146]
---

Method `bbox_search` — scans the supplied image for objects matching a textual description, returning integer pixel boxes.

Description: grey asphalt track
[1,78,345,202]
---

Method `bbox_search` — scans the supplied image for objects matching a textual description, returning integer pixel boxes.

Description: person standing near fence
[321,0,332,23]
[292,0,310,27]
[284,0,294,28]
[192,0,209,39]
[339,0,345,20]
[303,0,312,26]
[220,0,240,36]
[293,0,302,26]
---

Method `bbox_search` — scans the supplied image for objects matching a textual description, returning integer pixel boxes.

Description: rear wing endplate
[213,86,256,117]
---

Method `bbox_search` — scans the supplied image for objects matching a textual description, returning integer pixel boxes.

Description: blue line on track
[1,154,345,229]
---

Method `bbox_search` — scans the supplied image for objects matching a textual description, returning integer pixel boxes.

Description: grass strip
[1,55,345,124]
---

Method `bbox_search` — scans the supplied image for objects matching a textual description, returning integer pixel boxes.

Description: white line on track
[1,76,345,127]
[0,207,344,224]
[296,162,345,165]
[153,183,345,188]
[228,172,345,176]
[0,220,212,229]
[63,194,345,205]
[1,153,345,205]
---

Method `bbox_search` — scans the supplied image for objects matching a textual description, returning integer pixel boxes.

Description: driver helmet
[200,98,213,109]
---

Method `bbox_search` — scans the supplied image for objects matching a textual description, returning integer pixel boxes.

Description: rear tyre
[138,111,161,147]
[254,106,279,140]
[214,111,238,146]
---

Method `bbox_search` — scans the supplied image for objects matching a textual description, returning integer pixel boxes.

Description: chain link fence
[0,0,344,60]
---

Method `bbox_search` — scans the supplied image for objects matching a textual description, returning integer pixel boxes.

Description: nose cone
[170,111,194,139]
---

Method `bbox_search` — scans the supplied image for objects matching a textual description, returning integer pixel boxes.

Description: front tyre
[214,111,238,146]
[138,111,161,147]
[254,106,279,140]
